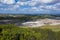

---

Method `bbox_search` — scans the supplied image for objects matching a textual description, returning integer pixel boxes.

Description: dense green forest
[0,24,60,40]
[0,14,59,20]
[0,14,59,23]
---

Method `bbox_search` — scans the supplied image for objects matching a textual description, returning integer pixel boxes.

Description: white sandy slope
[22,18,60,27]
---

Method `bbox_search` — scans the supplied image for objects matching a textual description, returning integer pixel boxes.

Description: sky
[0,0,60,14]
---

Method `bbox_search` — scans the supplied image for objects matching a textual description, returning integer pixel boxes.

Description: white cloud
[0,0,15,4]
[53,3,60,10]
[31,7,40,11]
[16,1,36,6]
[40,0,53,3]
[16,1,28,6]
[15,0,55,7]
[27,1,37,6]
[0,4,20,11]
[0,0,60,12]
[32,0,54,4]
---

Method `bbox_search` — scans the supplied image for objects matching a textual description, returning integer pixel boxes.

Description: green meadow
[0,24,60,40]
[41,25,60,32]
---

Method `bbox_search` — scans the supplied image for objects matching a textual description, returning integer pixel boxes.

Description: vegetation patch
[0,24,60,40]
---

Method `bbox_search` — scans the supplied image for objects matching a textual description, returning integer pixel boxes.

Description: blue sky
[0,0,60,14]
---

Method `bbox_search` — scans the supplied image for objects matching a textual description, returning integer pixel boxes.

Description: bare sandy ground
[22,18,60,27]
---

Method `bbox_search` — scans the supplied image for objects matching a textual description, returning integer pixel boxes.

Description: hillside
[0,24,60,40]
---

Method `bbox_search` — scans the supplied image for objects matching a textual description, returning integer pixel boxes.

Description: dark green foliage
[0,24,60,40]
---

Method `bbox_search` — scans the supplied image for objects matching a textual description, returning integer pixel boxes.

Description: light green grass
[41,24,60,32]
[19,24,60,32]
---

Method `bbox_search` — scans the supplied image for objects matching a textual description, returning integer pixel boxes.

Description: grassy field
[1,24,60,40]
[41,25,60,32]
[19,24,60,32]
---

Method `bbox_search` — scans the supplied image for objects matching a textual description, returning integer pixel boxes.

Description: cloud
[0,0,15,4]
[0,0,60,14]
[0,4,20,11]
[16,1,28,6]
[53,3,60,10]
[32,0,53,3]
